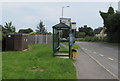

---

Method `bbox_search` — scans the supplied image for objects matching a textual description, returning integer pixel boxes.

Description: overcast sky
[2,2,118,32]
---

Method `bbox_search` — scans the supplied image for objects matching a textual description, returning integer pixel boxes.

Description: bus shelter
[52,22,71,58]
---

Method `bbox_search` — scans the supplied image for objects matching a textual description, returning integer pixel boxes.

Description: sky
[1,2,118,32]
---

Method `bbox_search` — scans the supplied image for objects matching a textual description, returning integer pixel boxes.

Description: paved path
[74,41,119,79]
[74,48,116,79]
[61,42,119,79]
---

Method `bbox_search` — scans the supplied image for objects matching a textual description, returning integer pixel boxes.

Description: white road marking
[108,57,114,61]
[86,53,118,79]
[99,54,104,57]
[82,48,84,49]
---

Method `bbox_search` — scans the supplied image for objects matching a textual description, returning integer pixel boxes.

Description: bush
[83,36,93,41]
[75,32,86,38]
[83,36,107,42]
[29,32,37,35]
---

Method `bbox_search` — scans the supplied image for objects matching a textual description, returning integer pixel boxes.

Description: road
[74,41,119,79]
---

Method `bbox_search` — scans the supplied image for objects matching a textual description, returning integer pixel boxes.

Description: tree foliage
[0,25,2,40]
[2,22,16,39]
[47,32,52,35]
[36,20,47,34]
[2,22,16,35]
[78,25,94,36]
[100,6,119,43]
[106,12,120,43]
[75,31,85,38]
[99,6,115,29]
[18,28,33,34]
[2,22,16,50]
[62,29,69,38]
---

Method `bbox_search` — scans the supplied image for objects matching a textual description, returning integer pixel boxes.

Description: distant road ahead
[76,41,119,79]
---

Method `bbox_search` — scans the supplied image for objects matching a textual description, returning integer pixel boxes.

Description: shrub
[83,36,107,42]
[29,32,37,35]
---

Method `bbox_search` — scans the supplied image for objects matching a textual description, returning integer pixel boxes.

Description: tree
[62,29,69,38]
[78,25,94,36]
[2,22,15,35]
[106,12,120,43]
[18,28,33,34]
[2,22,16,39]
[108,6,115,15]
[0,25,2,40]
[99,6,115,29]
[99,6,119,43]
[75,31,85,38]
[2,22,16,51]
[47,32,52,35]
[36,20,47,34]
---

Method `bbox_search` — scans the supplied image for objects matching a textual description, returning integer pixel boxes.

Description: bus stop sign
[69,34,74,46]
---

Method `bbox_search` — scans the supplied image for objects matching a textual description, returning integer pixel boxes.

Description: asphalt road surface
[74,41,119,79]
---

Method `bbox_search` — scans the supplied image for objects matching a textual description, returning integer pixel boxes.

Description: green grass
[2,44,76,79]
[62,42,69,46]
[59,45,68,51]
[62,42,80,49]
[0,52,2,80]
[72,44,80,49]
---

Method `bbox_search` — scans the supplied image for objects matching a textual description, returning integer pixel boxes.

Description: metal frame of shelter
[52,22,72,58]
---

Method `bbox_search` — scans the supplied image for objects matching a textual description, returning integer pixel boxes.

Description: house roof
[94,27,103,34]
[94,27,107,34]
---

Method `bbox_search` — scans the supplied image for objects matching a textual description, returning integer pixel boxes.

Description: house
[94,27,107,39]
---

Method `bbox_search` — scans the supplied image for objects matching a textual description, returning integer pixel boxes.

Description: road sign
[69,33,74,46]
[71,22,76,29]
[60,18,71,26]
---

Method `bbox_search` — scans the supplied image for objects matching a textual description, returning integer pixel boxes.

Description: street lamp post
[62,6,70,18]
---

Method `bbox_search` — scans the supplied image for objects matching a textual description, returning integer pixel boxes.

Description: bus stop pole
[69,21,72,59]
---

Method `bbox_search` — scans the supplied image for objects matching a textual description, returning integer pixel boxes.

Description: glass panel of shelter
[53,27,70,55]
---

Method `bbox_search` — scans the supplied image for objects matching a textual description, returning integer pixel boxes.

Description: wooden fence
[28,35,52,44]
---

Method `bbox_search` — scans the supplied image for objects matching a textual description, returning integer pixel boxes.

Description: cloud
[2,2,64,32]
[2,2,118,32]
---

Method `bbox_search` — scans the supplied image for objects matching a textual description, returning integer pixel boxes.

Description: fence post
[35,35,37,44]
[46,35,47,44]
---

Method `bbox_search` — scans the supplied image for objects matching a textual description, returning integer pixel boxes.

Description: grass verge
[59,45,68,51]
[0,52,1,80]
[72,44,80,49]
[2,44,76,79]
[62,42,80,49]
